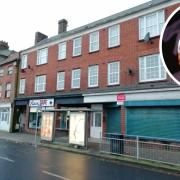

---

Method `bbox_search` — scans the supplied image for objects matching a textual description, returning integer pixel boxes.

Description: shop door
[0,111,10,131]
[90,112,102,139]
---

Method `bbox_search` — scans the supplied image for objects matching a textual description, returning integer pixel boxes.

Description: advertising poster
[40,112,54,141]
[69,112,86,146]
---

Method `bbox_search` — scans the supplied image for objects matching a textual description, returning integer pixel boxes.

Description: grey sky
[0,0,149,51]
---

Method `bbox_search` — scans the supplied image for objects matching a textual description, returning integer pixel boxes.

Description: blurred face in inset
[178,40,180,65]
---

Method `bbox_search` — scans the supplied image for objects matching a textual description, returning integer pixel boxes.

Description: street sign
[117,93,126,105]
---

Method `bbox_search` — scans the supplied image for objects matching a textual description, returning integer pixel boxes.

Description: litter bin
[109,134,124,154]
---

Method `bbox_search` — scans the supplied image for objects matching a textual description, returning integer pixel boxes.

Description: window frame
[21,54,28,69]
[89,31,99,52]
[37,48,48,65]
[88,65,99,87]
[71,69,81,89]
[108,24,120,48]
[5,83,11,98]
[58,42,67,60]
[0,69,4,77]
[108,61,120,85]
[34,75,46,93]
[73,37,82,57]
[139,10,165,40]
[19,79,26,94]
[7,66,13,75]
[139,54,166,82]
[57,71,65,90]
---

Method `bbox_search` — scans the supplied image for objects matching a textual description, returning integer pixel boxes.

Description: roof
[22,0,174,52]
[0,52,19,66]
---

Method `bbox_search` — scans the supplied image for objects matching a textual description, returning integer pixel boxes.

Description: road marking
[42,170,71,180]
[0,156,14,163]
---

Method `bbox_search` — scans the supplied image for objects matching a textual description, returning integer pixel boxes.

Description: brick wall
[18,4,180,98]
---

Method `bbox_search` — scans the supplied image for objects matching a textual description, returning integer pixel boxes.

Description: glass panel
[94,112,101,127]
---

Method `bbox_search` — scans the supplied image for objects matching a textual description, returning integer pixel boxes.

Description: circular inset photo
[160,7,180,85]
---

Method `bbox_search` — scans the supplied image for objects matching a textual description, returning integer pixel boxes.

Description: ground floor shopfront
[14,87,180,142]
[0,102,12,132]
[84,87,180,142]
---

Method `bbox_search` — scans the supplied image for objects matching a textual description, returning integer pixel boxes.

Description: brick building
[15,0,180,141]
[0,41,19,132]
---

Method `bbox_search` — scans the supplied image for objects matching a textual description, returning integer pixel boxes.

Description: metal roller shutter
[127,107,180,140]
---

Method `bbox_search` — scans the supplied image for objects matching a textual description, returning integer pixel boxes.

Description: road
[0,140,179,180]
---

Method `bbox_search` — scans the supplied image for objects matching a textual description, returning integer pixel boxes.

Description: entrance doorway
[90,112,102,139]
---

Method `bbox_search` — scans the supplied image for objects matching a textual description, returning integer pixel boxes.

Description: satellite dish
[144,32,150,43]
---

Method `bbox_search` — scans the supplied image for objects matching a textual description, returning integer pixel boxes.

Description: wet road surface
[0,139,179,180]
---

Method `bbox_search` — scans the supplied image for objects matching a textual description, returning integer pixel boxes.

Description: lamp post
[34,106,41,148]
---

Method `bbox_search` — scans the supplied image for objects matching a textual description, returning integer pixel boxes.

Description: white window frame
[58,42,67,60]
[73,37,82,56]
[89,31,99,52]
[108,62,120,85]
[21,54,28,69]
[139,54,166,82]
[71,69,81,89]
[88,65,99,87]
[37,48,48,65]
[139,10,165,40]
[108,25,120,48]
[35,75,46,93]
[19,79,26,94]
[57,72,65,90]
[7,66,13,75]
[5,83,11,98]
[0,69,4,77]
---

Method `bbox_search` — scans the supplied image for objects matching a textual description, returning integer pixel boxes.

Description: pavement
[0,130,180,175]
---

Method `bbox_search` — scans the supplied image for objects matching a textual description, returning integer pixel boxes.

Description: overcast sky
[0,0,149,51]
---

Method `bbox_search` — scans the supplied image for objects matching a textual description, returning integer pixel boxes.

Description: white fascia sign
[29,99,54,107]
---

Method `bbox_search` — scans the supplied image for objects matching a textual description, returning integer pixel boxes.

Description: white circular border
[159,6,180,86]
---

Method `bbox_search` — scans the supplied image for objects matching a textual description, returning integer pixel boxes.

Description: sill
[34,91,46,94]
[89,50,99,54]
[138,35,160,42]
[107,83,120,87]
[71,87,80,90]
[88,85,98,89]
[108,44,120,49]
[58,58,66,61]
[139,79,167,84]
[56,89,65,92]
[36,62,48,66]
[72,54,82,58]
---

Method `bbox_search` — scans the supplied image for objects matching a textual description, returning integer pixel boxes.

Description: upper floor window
[35,75,46,92]
[0,69,4,77]
[19,79,26,94]
[21,54,28,69]
[108,25,120,48]
[71,69,81,89]
[139,54,166,82]
[58,42,67,60]
[7,66,13,75]
[57,72,65,90]
[37,48,48,65]
[5,83,11,98]
[0,85,2,98]
[108,62,120,85]
[73,37,82,56]
[89,31,99,52]
[88,65,99,87]
[139,10,164,40]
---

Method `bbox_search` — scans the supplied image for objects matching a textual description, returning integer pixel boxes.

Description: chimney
[58,19,68,34]
[0,41,9,50]
[35,32,48,45]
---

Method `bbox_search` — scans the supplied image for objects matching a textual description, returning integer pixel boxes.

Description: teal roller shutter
[127,107,180,140]
[106,107,121,134]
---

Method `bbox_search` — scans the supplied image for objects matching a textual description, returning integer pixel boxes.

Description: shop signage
[40,112,54,141]
[117,93,126,105]
[29,99,54,107]
[69,112,86,146]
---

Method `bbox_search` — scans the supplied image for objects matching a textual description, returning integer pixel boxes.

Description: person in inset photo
[162,9,180,82]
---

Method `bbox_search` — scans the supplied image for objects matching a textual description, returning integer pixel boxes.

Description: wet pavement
[0,139,179,180]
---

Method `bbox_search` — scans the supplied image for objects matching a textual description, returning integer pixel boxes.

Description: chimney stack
[58,19,68,34]
[35,32,48,45]
[0,41,9,50]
